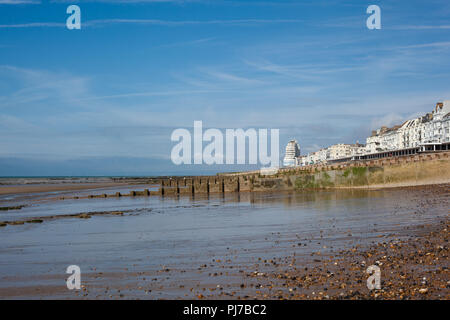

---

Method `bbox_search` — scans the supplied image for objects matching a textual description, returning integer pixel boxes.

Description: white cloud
[0,65,90,109]
[0,0,40,4]
[370,113,405,130]
[396,41,450,49]
[0,18,303,29]
[204,70,265,85]
[392,25,450,30]
[0,22,64,28]
[85,18,303,27]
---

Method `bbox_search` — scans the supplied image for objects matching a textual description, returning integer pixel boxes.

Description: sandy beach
[0,183,131,196]
[0,181,448,299]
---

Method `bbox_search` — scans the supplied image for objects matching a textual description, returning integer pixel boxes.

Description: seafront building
[286,100,450,166]
[283,140,301,167]
[365,101,450,153]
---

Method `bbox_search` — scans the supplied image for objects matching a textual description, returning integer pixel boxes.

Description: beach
[0,179,448,299]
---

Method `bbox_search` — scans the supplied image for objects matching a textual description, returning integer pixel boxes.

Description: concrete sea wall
[82,152,450,200]
[157,152,450,194]
[254,151,450,191]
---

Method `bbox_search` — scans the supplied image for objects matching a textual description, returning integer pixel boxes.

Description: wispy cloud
[158,37,216,48]
[0,0,40,4]
[392,25,450,30]
[0,65,90,108]
[370,113,405,130]
[0,22,64,28]
[71,89,220,102]
[396,41,450,49]
[244,59,365,83]
[85,18,304,27]
[204,70,265,85]
[0,18,304,29]
[50,0,197,3]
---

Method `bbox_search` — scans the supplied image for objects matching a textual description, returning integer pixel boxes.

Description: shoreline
[0,182,133,196]
[1,152,449,199]
[1,179,449,202]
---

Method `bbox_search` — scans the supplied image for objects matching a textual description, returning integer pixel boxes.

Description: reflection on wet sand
[0,183,448,299]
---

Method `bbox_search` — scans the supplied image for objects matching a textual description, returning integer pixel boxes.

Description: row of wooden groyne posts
[83,176,254,200]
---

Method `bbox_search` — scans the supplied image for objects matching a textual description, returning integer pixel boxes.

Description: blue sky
[0,0,449,176]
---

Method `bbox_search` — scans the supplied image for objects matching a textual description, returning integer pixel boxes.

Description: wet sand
[244,218,449,300]
[0,183,448,300]
[0,183,130,196]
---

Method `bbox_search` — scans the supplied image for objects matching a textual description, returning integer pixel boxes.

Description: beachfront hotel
[283,140,301,167]
[285,100,450,167]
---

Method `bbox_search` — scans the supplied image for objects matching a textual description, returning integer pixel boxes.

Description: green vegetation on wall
[294,171,335,189]
[295,175,320,189]
[255,157,450,191]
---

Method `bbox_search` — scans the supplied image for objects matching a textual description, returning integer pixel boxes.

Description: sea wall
[82,152,450,200]
[157,152,450,194]
[258,151,450,191]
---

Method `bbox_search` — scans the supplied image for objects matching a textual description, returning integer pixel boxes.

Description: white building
[285,100,450,167]
[326,143,365,160]
[301,148,327,165]
[283,140,301,167]
[421,101,450,150]
[366,100,450,153]
[293,142,366,167]
[366,125,402,153]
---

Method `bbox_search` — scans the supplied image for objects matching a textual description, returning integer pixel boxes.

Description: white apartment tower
[283,140,301,167]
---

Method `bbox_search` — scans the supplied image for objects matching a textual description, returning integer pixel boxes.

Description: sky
[0,0,449,176]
